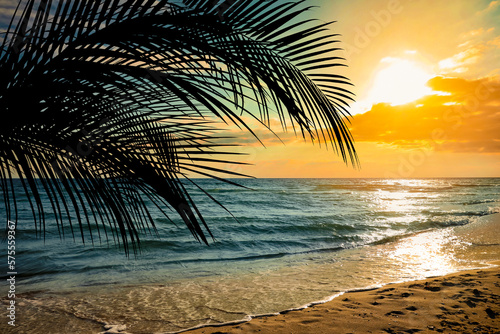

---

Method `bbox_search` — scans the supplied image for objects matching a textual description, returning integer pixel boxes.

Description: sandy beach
[181,265,500,334]
[181,213,500,334]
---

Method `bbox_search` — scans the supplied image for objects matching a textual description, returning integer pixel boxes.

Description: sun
[367,57,434,106]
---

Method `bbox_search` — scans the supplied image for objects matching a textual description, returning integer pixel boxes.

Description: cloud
[488,35,500,47]
[463,28,487,38]
[349,76,500,153]
[476,1,500,16]
[212,119,304,148]
[438,24,500,75]
[0,0,22,27]
[438,47,484,73]
[485,1,499,12]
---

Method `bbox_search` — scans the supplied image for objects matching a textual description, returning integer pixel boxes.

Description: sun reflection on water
[387,229,463,278]
[368,179,470,278]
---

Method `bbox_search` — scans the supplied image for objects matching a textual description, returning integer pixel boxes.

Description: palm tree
[0,0,357,254]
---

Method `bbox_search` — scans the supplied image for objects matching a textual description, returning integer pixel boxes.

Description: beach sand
[182,214,500,334]
[182,265,500,334]
[3,214,499,334]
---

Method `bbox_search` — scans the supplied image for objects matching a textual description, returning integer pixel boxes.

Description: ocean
[1,178,499,333]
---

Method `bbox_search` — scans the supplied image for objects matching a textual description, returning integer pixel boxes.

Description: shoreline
[179,263,500,334]
[166,267,500,334]
[2,213,499,334]
[175,213,500,334]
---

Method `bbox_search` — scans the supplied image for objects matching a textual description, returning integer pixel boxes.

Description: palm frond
[0,0,357,254]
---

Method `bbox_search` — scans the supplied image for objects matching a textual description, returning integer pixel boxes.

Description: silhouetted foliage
[0,0,357,254]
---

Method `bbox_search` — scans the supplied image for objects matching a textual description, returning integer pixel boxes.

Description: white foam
[99,324,130,334]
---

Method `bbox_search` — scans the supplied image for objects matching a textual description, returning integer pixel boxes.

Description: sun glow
[367,58,434,106]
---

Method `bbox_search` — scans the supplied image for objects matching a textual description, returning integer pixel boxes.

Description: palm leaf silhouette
[0,0,357,254]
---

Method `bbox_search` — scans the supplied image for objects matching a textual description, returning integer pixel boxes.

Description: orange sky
[1,0,497,179]
[218,0,500,178]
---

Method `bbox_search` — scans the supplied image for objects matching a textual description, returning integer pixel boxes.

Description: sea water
[0,178,499,333]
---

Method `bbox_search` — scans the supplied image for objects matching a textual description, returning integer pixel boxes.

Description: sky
[1,0,499,178]
[230,0,500,178]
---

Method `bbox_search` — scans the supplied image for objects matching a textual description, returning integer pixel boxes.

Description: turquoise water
[1,178,499,333]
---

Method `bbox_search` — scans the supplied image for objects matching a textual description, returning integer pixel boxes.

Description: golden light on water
[388,229,461,277]
[371,179,439,217]
[368,179,467,278]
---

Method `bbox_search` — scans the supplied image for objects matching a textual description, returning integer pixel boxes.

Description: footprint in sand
[385,310,405,316]
[485,308,497,319]
[441,281,455,286]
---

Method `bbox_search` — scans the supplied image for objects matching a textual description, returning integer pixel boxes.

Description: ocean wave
[3,178,499,294]
[488,206,500,214]
[462,199,499,205]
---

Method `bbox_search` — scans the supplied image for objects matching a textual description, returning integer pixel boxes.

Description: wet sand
[181,213,500,334]
[182,264,500,334]
[5,264,498,334]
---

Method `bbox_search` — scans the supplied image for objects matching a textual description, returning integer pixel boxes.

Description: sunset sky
[226,0,500,178]
[1,0,499,178]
